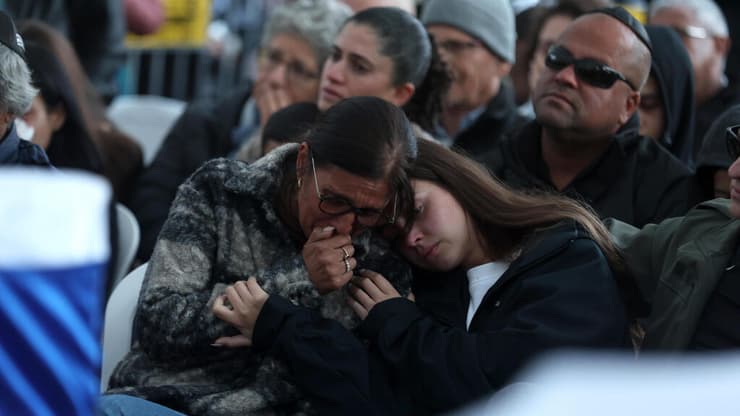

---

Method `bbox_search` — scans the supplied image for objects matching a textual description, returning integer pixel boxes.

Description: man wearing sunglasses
[484,6,700,228]
[608,122,740,350]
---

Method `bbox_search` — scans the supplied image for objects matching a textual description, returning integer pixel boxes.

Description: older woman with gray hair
[0,11,49,166]
[128,0,352,262]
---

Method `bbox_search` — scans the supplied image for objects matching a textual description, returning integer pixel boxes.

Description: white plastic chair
[106,95,187,165]
[113,203,140,289]
[100,262,147,392]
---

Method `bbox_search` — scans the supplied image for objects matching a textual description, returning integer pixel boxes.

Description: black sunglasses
[545,45,637,91]
[726,124,740,160]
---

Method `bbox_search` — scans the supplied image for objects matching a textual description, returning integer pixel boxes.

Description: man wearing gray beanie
[422,0,526,156]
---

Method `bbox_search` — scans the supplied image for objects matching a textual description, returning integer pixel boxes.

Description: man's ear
[495,61,513,78]
[716,36,731,57]
[392,83,415,107]
[49,104,67,132]
[620,90,640,125]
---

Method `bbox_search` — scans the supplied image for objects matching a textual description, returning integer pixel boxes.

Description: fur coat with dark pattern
[107,144,412,415]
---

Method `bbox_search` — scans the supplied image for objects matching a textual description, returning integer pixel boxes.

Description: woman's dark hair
[696,103,740,199]
[261,102,320,154]
[24,41,103,173]
[347,7,451,133]
[307,96,418,222]
[409,139,622,268]
[19,20,144,201]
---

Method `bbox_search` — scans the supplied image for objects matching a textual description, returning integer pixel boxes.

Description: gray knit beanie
[421,0,516,63]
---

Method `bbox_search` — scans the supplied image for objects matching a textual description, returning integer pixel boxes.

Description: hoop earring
[297,177,303,189]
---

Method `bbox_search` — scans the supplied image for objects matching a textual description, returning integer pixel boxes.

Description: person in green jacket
[608,120,740,351]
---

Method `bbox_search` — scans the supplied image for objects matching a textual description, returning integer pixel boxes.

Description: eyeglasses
[310,153,397,227]
[671,25,710,40]
[545,45,637,91]
[260,48,319,84]
[726,125,740,160]
[435,39,481,55]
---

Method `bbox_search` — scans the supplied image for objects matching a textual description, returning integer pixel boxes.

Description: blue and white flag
[0,168,110,416]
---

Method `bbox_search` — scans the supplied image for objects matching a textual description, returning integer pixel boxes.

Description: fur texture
[108,144,412,415]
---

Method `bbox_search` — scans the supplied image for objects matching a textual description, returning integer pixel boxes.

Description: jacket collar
[223,142,298,199]
[492,220,583,290]
[451,81,522,148]
[516,114,642,204]
[481,80,518,122]
[692,199,740,259]
[418,220,585,300]
[0,122,22,164]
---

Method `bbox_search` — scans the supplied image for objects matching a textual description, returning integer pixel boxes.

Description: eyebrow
[347,51,374,70]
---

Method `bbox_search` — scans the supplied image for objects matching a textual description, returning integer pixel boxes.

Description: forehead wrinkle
[559,14,635,69]
[319,172,389,210]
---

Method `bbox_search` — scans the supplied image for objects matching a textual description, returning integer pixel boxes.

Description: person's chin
[534,107,566,127]
[317,97,332,111]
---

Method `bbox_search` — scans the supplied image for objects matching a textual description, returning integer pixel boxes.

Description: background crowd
[3,0,740,415]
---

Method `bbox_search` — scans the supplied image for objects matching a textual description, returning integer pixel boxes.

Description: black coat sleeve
[252,295,384,416]
[358,238,628,414]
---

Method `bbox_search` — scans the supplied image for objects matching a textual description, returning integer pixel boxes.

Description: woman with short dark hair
[103,96,418,415]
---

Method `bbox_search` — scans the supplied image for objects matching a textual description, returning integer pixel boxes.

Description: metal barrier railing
[120,47,248,102]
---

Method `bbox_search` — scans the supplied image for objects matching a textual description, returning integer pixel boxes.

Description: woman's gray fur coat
[108,144,412,415]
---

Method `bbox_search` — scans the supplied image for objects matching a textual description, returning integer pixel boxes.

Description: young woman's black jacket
[251,220,630,415]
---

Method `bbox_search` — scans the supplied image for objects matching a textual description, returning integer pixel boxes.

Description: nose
[403,224,423,250]
[436,45,452,64]
[266,63,288,87]
[323,59,344,85]
[553,64,578,88]
[331,211,357,236]
[728,156,740,180]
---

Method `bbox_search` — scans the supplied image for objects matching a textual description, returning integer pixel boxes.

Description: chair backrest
[113,203,140,289]
[106,95,187,165]
[100,262,147,392]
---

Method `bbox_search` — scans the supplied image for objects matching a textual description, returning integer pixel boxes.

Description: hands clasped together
[211,226,407,347]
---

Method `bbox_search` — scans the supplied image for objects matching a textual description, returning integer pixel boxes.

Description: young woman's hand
[347,269,401,319]
[212,277,269,347]
[303,226,356,294]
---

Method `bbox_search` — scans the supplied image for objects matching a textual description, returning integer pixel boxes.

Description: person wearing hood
[639,25,697,169]
[694,104,740,200]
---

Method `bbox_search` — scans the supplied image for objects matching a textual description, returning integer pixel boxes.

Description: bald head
[533,11,653,138]
[566,13,651,90]
[342,0,416,15]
